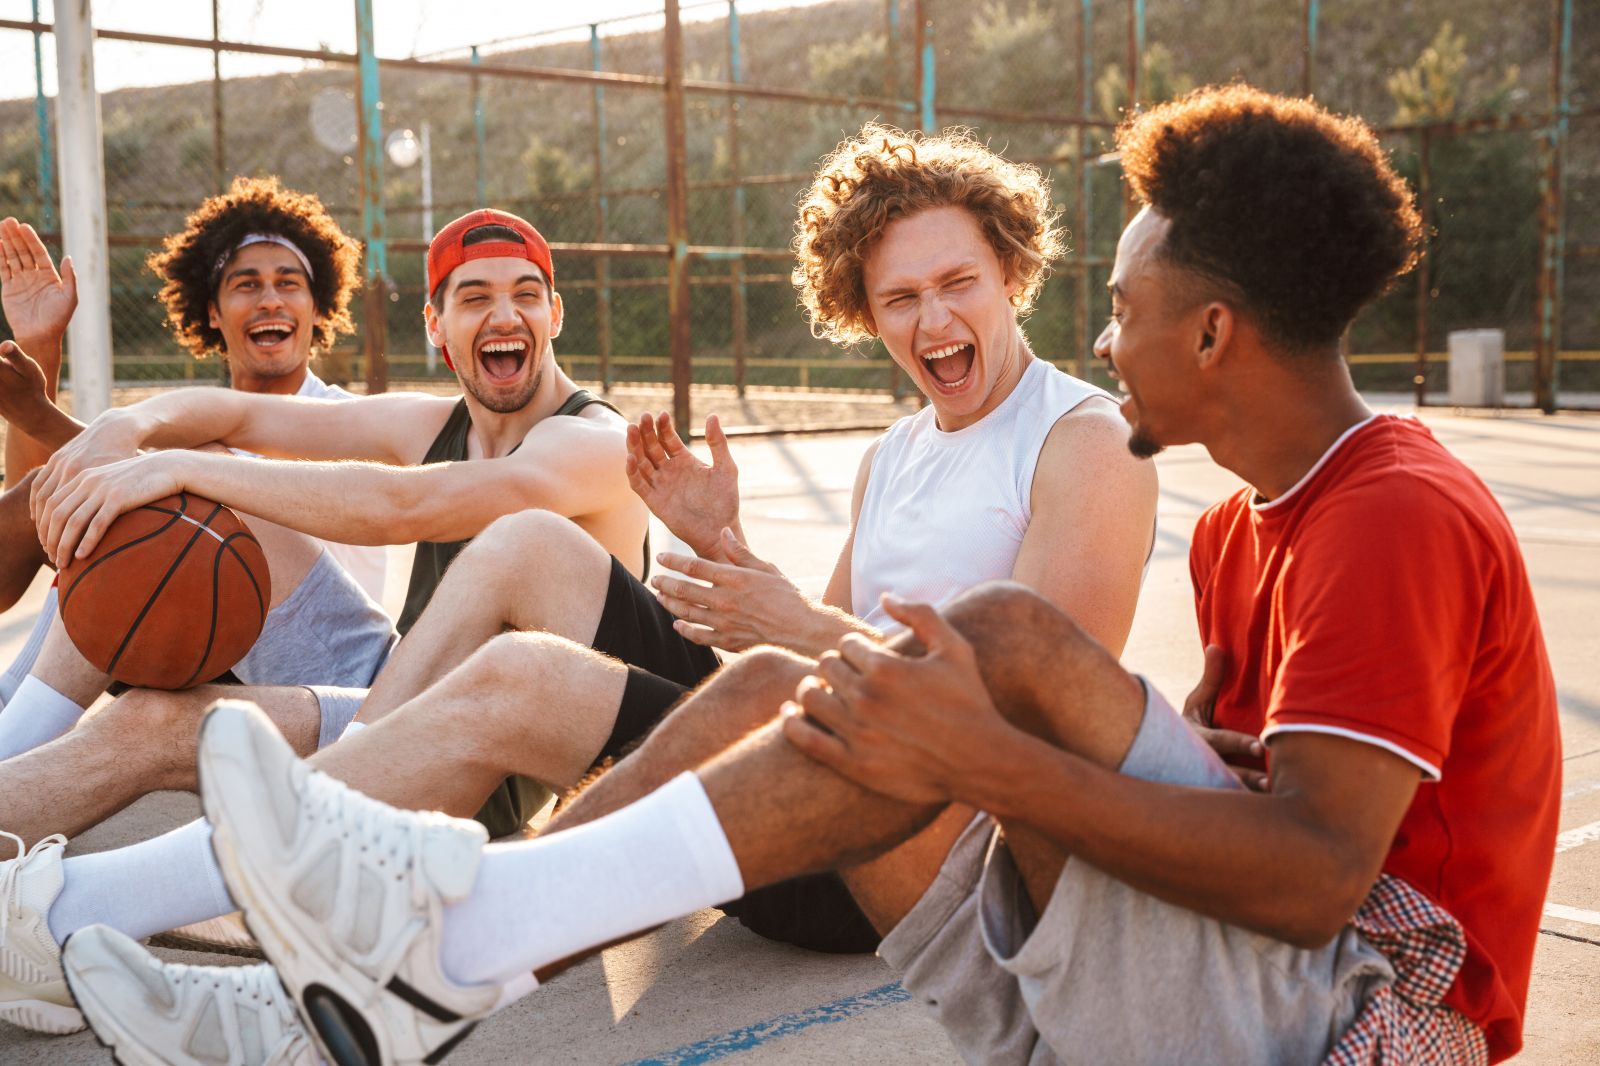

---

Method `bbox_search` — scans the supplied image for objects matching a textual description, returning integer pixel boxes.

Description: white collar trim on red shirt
[1250,414,1380,512]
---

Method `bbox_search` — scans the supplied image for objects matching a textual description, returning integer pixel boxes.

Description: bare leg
[0,470,50,612]
[311,632,629,818]
[358,510,613,725]
[0,683,321,846]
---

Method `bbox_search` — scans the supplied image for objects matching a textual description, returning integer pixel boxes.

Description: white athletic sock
[439,772,744,989]
[47,819,235,944]
[0,673,87,761]
[0,587,56,708]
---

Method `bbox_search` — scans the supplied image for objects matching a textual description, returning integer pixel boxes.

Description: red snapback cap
[426,209,554,370]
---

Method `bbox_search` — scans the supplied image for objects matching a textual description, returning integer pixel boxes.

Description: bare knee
[94,686,221,788]
[462,510,602,578]
[716,645,815,704]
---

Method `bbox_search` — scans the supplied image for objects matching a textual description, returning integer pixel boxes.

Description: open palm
[626,411,742,559]
[0,217,77,342]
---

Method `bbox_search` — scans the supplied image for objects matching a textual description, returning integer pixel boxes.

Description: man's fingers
[705,413,735,470]
[60,255,76,298]
[879,594,966,658]
[654,412,685,456]
[781,702,852,770]
[1204,727,1264,760]
[652,573,727,610]
[19,222,52,274]
[636,413,668,467]
[669,619,721,648]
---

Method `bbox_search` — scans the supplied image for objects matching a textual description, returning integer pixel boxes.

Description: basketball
[57,492,272,689]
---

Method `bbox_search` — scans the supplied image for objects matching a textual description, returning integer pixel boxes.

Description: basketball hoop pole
[53,0,114,419]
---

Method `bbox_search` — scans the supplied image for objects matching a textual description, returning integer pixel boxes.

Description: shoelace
[0,830,67,945]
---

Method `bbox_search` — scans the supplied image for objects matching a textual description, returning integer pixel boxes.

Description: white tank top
[850,358,1109,634]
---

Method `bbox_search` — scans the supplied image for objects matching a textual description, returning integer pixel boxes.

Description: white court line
[1563,779,1600,801]
[1544,903,1600,928]
[1556,820,1600,854]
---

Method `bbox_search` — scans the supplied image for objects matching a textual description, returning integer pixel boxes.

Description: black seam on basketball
[385,976,464,1022]
[178,541,229,688]
[424,1021,479,1064]
[217,532,269,621]
[105,502,225,676]
[58,502,188,613]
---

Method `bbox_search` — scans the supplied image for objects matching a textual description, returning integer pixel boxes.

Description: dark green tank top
[396,388,628,838]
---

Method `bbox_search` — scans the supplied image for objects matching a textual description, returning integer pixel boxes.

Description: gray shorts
[229,550,397,751]
[879,681,1396,1066]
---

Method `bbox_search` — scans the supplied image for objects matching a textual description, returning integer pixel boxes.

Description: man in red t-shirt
[74,87,1556,1065]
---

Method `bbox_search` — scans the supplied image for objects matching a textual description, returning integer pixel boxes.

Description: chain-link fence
[0,0,1593,421]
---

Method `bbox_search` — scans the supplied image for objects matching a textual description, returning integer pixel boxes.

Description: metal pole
[354,0,388,394]
[53,0,112,418]
[1123,0,1144,226]
[1413,129,1431,407]
[1077,0,1093,381]
[591,25,613,391]
[471,46,487,208]
[1301,0,1319,97]
[211,0,225,192]
[914,0,934,132]
[30,0,55,232]
[422,120,437,375]
[1534,0,1572,413]
[883,0,899,102]
[727,1,748,397]
[663,0,693,438]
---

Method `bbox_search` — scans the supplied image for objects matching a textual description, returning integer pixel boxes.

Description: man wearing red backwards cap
[20,209,691,835]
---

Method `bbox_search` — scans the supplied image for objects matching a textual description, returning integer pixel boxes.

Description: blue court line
[625,981,913,1065]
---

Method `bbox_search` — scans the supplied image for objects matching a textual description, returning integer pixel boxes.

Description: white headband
[213,233,315,285]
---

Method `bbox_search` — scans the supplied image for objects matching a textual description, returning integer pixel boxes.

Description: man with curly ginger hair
[36,123,1156,1064]
[74,90,1555,1065]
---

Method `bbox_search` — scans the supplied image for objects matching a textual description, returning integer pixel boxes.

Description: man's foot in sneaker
[0,830,84,1033]
[197,700,501,1066]
[62,924,317,1066]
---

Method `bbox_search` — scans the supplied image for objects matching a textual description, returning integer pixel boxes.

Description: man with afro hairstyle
[91,89,1553,1066]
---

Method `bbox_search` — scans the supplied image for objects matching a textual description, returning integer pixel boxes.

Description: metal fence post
[211,0,225,192]
[664,0,693,438]
[1413,128,1431,406]
[354,0,388,394]
[589,25,613,391]
[1534,0,1572,413]
[727,1,748,397]
[53,0,112,418]
[1301,0,1319,98]
[915,0,934,133]
[1123,0,1144,225]
[30,0,55,231]
[471,46,487,208]
[1076,0,1093,381]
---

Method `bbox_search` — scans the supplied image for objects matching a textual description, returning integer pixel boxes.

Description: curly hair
[147,176,361,359]
[1116,85,1423,353]
[793,124,1064,346]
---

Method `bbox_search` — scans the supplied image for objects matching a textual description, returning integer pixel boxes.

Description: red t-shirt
[1189,415,1560,1062]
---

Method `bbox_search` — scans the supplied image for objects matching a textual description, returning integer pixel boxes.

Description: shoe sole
[0,996,85,1035]
[60,934,169,1066]
[146,928,264,959]
[198,704,397,1066]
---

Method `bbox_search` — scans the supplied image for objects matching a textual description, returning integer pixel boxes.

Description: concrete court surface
[2,398,1597,1064]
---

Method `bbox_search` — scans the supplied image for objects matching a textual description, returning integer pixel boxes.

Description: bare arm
[648,438,881,658]
[1011,399,1159,657]
[789,597,1419,949]
[1,217,76,479]
[36,407,635,564]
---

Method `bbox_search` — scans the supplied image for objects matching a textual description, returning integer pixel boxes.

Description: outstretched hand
[1181,644,1268,791]
[0,341,77,450]
[626,411,741,559]
[653,526,838,654]
[782,594,1012,806]
[0,217,77,346]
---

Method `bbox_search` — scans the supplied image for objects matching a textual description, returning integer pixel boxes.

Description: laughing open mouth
[246,322,295,349]
[921,342,975,389]
[478,338,530,381]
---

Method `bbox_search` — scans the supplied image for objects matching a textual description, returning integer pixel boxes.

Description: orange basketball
[57,492,271,689]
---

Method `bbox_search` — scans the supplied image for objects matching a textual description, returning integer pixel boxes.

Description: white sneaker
[197,700,500,1066]
[0,830,84,1034]
[63,924,316,1066]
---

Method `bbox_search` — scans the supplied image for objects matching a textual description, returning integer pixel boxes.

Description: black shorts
[719,872,881,954]
[472,555,721,838]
